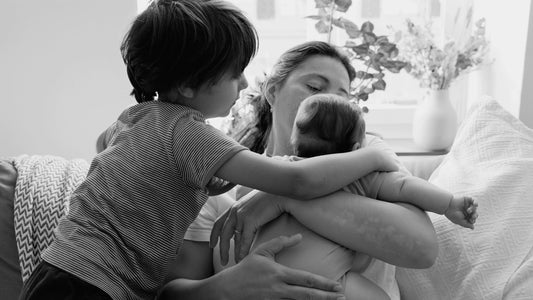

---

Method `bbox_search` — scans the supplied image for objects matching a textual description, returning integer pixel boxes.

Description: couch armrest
[0,158,23,299]
[399,155,446,181]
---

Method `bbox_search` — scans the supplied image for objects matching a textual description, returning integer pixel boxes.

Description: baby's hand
[444,196,479,229]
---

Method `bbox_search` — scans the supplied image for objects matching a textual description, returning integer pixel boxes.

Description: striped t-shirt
[42,101,246,299]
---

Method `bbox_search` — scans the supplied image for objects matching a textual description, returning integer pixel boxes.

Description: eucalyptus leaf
[363,86,375,93]
[307,3,409,102]
[363,32,377,44]
[356,71,373,79]
[357,92,369,101]
[372,79,386,90]
[339,18,360,38]
[315,0,333,9]
[334,0,352,12]
[361,21,374,33]
[350,43,370,55]
[315,20,331,34]
[378,43,398,58]
[375,36,389,45]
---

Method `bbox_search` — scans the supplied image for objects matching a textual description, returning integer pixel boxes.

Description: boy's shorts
[18,261,111,300]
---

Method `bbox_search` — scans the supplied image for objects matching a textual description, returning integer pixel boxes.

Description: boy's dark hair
[121,0,258,103]
[292,94,366,157]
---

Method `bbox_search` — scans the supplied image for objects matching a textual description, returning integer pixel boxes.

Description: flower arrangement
[393,18,490,90]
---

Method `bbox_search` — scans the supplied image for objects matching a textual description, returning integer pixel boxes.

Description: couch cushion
[0,158,23,300]
[396,97,533,299]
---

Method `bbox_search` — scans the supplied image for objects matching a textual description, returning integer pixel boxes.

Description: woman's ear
[265,82,278,107]
[178,86,195,99]
[352,142,361,150]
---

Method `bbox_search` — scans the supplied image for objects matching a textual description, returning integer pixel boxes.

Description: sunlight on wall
[137,0,150,13]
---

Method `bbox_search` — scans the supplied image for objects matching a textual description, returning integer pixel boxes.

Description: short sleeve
[172,118,246,189]
[184,193,235,242]
[359,135,410,197]
[364,134,409,175]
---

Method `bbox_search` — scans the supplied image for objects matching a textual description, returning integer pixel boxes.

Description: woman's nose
[238,74,248,91]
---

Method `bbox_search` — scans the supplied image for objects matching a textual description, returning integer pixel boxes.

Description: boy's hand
[444,196,479,229]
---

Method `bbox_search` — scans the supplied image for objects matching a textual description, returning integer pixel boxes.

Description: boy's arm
[374,172,452,214]
[215,147,398,200]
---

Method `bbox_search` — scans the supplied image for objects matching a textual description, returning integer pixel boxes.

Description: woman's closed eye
[306,84,322,93]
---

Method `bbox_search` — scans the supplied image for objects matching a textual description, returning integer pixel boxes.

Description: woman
[159,41,438,300]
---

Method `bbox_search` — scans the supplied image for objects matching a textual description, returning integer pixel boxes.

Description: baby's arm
[215,147,397,200]
[375,172,478,229]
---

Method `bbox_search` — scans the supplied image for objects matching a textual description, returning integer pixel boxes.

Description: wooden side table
[385,138,450,156]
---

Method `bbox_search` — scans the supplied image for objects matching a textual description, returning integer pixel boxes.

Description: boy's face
[191,72,248,118]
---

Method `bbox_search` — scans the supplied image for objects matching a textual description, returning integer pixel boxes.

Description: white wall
[470,0,532,127]
[0,0,137,161]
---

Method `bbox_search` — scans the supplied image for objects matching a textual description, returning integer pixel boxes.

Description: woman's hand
[219,235,345,300]
[160,235,346,300]
[209,190,288,264]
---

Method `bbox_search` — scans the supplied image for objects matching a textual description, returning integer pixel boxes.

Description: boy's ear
[178,86,195,98]
[352,142,361,150]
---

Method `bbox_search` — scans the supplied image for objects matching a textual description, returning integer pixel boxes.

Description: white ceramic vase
[412,89,458,151]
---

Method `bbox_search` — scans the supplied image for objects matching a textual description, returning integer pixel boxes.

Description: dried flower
[394,18,490,90]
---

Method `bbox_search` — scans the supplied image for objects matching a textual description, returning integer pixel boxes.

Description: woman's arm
[212,189,437,269]
[215,147,398,200]
[284,191,438,268]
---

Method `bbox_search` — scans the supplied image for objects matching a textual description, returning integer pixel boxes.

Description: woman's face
[269,55,351,156]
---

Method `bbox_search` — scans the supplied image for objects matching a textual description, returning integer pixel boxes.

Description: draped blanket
[13,155,89,282]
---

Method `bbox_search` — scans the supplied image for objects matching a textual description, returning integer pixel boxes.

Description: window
[227,0,448,138]
[135,0,473,139]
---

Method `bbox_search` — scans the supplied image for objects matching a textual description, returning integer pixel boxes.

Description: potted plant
[307,0,409,110]
[392,15,490,150]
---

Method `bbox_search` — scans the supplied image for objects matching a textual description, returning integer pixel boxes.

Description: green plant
[307,0,408,107]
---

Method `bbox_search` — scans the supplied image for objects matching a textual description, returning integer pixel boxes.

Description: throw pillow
[396,96,533,300]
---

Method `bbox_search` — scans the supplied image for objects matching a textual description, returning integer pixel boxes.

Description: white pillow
[396,97,533,300]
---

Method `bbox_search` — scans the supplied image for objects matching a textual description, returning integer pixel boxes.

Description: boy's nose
[238,74,248,91]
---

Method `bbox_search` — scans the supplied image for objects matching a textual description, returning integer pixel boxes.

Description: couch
[2,97,533,299]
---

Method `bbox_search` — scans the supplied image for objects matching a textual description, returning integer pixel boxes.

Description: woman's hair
[121,0,258,103]
[233,41,356,154]
[291,94,365,157]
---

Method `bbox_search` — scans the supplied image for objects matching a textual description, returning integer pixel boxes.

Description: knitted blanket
[13,155,89,282]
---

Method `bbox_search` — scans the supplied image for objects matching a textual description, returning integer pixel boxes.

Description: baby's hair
[121,0,258,103]
[292,94,366,157]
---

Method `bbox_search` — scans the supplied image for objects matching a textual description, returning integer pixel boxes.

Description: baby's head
[121,0,258,103]
[291,94,366,157]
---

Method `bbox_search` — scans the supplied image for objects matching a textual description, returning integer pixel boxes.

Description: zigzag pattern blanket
[13,155,89,282]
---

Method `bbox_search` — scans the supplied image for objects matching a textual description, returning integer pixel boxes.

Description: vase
[412,89,458,151]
